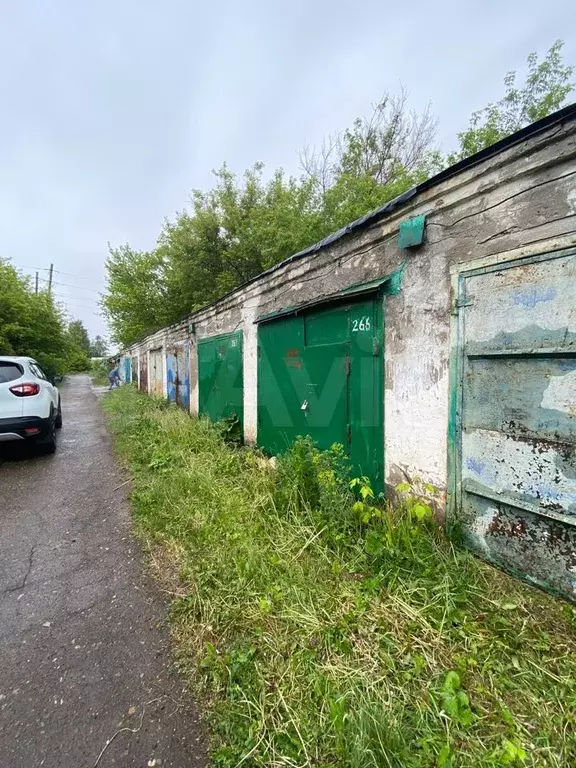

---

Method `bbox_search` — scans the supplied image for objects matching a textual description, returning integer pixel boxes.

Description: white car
[0,356,62,453]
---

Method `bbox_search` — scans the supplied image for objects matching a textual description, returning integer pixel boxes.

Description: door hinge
[344,356,351,376]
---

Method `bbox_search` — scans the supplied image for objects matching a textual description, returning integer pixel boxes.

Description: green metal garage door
[258,297,383,491]
[451,248,576,599]
[198,332,243,435]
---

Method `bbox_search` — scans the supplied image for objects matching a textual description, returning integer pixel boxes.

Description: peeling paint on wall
[541,370,576,416]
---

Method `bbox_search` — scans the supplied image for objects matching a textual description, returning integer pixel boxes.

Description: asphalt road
[0,375,206,768]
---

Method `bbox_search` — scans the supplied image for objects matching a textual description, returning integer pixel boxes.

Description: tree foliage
[89,335,108,357]
[102,42,574,347]
[159,166,323,315]
[102,245,170,346]
[451,40,574,161]
[68,319,90,354]
[0,259,91,376]
[301,88,441,231]
[65,320,92,371]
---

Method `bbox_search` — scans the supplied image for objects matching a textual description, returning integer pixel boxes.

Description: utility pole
[35,271,39,294]
[48,263,53,295]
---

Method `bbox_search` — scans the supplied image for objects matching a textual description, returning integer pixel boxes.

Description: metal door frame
[447,239,576,529]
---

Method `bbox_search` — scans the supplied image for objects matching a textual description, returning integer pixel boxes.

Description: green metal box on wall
[198,331,244,437]
[398,215,426,249]
[257,284,387,492]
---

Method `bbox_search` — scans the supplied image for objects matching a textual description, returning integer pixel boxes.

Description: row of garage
[126,332,242,427]
[120,106,576,601]
[122,288,387,491]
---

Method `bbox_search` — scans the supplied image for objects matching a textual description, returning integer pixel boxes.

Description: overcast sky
[1,1,574,339]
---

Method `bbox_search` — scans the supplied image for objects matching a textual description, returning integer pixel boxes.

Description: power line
[15,264,105,287]
[37,277,101,294]
[55,302,101,312]
[15,264,98,280]
[53,280,101,294]
[50,291,101,306]
[64,307,102,318]
[43,265,104,285]
[57,302,102,315]
[52,267,100,283]
[52,292,100,305]
[55,305,102,315]
[10,264,44,272]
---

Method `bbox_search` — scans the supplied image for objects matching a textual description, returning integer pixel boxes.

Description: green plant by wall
[91,358,111,386]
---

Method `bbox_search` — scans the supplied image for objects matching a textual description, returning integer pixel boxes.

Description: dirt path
[0,375,206,767]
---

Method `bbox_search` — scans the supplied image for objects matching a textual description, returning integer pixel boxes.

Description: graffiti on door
[166,344,190,410]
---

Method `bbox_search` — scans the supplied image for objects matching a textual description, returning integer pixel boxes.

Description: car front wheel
[55,399,63,429]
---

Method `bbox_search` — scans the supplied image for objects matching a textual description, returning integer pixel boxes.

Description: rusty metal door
[166,344,190,410]
[453,248,576,599]
[139,355,148,393]
[149,349,164,396]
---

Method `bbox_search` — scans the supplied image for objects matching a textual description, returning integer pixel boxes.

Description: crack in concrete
[4,545,36,594]
[427,167,576,232]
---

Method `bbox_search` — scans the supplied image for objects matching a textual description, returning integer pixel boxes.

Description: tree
[300,88,440,230]
[450,41,574,161]
[64,319,91,371]
[89,335,108,357]
[67,319,90,354]
[301,88,437,189]
[158,165,323,318]
[101,244,171,347]
[0,259,70,376]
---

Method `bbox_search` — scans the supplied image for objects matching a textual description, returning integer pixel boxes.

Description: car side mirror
[53,375,63,385]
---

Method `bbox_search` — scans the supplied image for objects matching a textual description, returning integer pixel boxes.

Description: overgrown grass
[91,358,110,386]
[103,387,576,768]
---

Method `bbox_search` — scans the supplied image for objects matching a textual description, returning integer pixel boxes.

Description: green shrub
[91,358,110,385]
